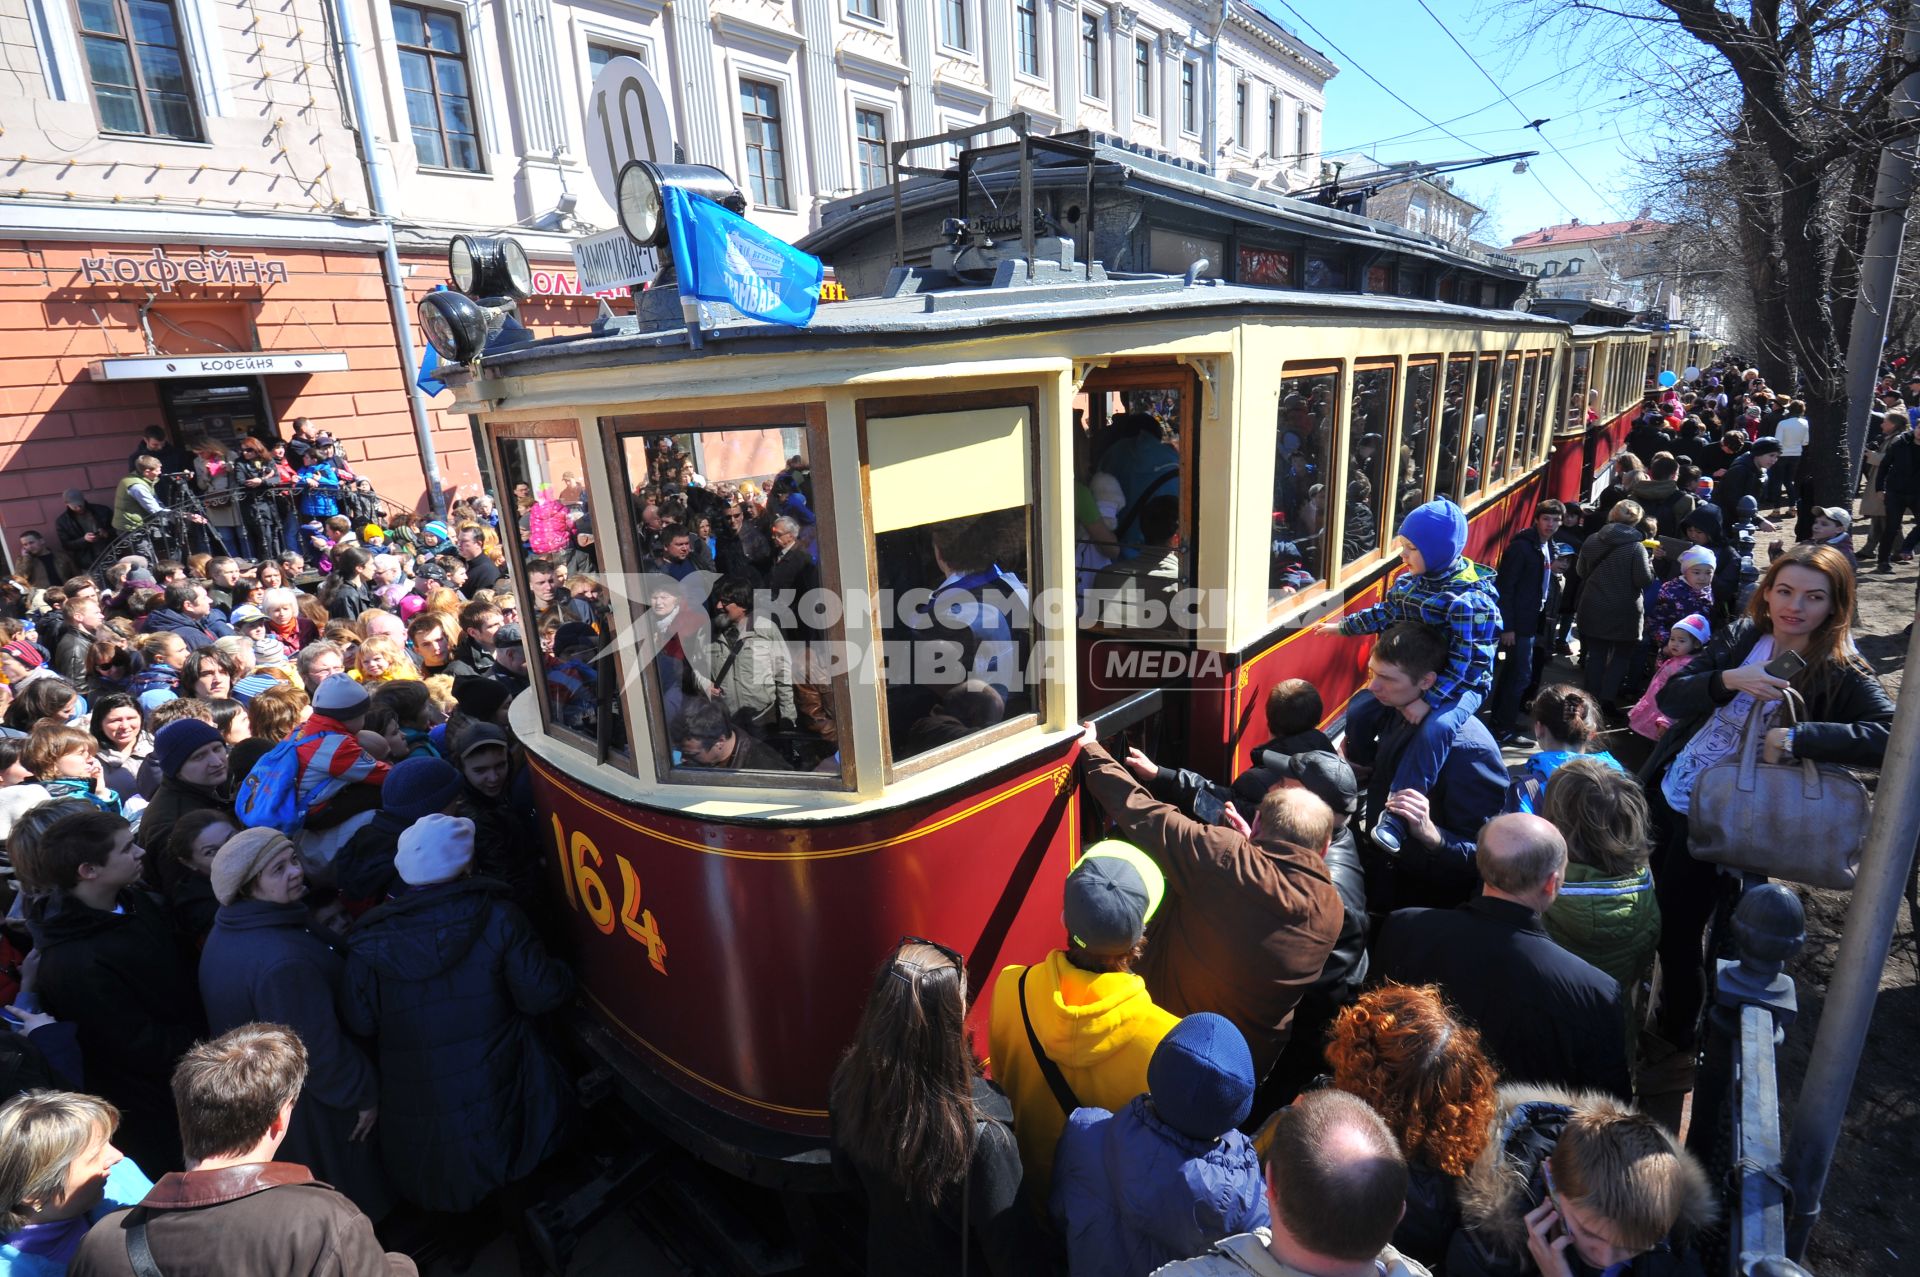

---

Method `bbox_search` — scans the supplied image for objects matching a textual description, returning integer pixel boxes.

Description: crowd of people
[825,363,1894,1276]
[0,427,613,1273]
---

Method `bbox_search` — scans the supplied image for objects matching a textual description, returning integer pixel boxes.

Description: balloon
[1658,370,1679,387]
[1683,365,1701,381]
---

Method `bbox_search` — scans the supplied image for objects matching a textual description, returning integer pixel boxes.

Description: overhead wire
[1264,0,1582,219]
[1411,0,1628,220]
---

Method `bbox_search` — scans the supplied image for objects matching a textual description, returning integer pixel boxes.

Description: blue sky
[1248,0,1660,243]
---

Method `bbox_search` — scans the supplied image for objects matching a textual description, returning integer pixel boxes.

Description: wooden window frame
[1134,37,1155,119]
[1270,360,1345,624]
[1563,344,1593,435]
[393,0,485,173]
[1180,59,1199,135]
[1080,9,1105,102]
[853,106,889,192]
[856,387,1046,784]
[1338,358,1399,584]
[71,0,206,141]
[1014,0,1043,80]
[1468,353,1499,505]
[487,418,636,773]
[602,402,854,792]
[1439,352,1476,506]
[1394,356,1443,529]
[939,0,971,53]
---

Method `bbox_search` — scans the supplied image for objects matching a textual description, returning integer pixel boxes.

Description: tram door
[1075,363,1202,764]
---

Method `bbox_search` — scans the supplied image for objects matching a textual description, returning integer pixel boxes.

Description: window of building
[940,0,969,51]
[393,2,482,171]
[73,0,203,140]
[1565,257,1583,274]
[1016,0,1041,77]
[854,107,889,191]
[1134,38,1153,116]
[847,0,881,21]
[609,410,847,787]
[1080,11,1103,100]
[1275,365,1340,599]
[1235,82,1248,150]
[740,78,790,209]
[861,393,1041,772]
[1342,363,1396,577]
[1180,59,1198,134]
[588,41,647,80]
[1294,104,1310,169]
[1268,97,1279,158]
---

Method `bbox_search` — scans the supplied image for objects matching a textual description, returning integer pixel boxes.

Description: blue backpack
[233,729,324,836]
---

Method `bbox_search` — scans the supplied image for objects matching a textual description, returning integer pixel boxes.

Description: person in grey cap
[55,488,116,567]
[1772,505,1858,574]
[488,623,531,696]
[988,839,1179,1196]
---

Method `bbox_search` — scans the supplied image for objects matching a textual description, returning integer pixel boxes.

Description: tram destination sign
[572,228,660,294]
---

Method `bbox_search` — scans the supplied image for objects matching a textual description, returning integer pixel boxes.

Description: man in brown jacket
[1076,724,1343,1080]
[70,1023,415,1277]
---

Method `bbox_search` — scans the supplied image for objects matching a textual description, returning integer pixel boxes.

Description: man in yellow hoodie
[989,839,1180,1198]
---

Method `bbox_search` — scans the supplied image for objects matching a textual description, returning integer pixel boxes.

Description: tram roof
[462,275,1569,386]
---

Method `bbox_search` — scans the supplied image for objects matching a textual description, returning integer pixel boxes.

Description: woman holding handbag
[1639,544,1891,1054]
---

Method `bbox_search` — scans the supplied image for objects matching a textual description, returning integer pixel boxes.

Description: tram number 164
[550,815,668,974]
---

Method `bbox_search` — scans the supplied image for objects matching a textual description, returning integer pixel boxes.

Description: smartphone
[1764,649,1807,680]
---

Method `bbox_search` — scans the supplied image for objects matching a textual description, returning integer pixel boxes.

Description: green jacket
[1544,862,1659,990]
[113,474,156,533]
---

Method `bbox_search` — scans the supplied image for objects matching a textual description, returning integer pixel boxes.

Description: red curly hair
[1324,983,1497,1177]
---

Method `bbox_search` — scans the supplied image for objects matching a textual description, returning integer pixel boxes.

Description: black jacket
[1575,523,1652,644]
[334,810,409,904]
[1641,619,1894,783]
[1876,427,1920,498]
[1715,452,1769,513]
[55,501,117,564]
[30,888,205,1176]
[459,552,501,597]
[1494,528,1553,636]
[831,1074,1054,1277]
[1371,895,1633,1100]
[327,579,376,620]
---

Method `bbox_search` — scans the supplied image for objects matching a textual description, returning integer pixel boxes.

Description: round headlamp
[446,234,533,299]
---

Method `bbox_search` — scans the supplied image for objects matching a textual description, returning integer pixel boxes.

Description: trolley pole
[1843,1,1920,489]
[1781,616,1920,1258]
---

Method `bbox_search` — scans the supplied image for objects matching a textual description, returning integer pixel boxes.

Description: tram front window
[1275,366,1339,599]
[861,396,1040,768]
[1077,376,1193,632]
[607,414,845,783]
[491,430,631,763]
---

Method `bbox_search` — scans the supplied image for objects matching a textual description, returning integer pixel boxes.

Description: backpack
[233,729,329,835]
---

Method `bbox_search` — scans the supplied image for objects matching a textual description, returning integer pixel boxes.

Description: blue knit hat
[1148,1013,1256,1140]
[1397,499,1467,573]
[153,719,223,778]
[383,756,462,821]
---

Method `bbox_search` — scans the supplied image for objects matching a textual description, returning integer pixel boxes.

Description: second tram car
[434,185,1712,1183]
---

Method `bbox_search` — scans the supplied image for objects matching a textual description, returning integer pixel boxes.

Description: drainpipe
[327,0,448,520]
[1203,0,1230,175]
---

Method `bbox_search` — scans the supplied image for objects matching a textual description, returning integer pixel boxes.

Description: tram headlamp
[447,234,534,299]
[615,161,747,248]
[417,291,492,363]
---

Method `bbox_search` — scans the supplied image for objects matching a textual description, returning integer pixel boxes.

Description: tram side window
[1513,355,1538,478]
[609,419,843,782]
[864,401,1039,766]
[1488,357,1518,488]
[493,432,629,762]
[1436,355,1473,503]
[1387,361,1438,535]
[1567,347,1592,431]
[1467,355,1497,496]
[1529,352,1554,463]
[1275,366,1340,601]
[1342,364,1395,574]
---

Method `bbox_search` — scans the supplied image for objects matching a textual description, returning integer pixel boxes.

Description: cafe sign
[79,247,291,291]
[89,351,350,381]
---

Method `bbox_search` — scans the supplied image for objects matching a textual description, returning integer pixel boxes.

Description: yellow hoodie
[987,948,1180,1196]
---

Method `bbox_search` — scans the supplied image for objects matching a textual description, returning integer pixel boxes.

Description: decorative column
[1112,5,1135,129]
[1053,0,1079,128]
[794,0,847,197]
[982,0,1012,118]
[899,0,937,135]
[669,0,727,165]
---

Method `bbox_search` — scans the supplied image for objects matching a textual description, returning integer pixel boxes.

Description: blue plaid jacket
[1337,559,1503,704]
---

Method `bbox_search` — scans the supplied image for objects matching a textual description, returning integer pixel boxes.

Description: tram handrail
[1082,688,1164,741]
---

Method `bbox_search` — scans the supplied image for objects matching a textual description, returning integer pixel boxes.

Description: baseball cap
[456,722,511,760]
[1063,840,1165,957]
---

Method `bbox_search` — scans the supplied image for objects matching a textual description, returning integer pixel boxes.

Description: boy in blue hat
[1051,1012,1268,1277]
[1318,499,1502,852]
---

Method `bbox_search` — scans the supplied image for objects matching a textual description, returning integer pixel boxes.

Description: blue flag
[663,187,823,327]
[416,341,446,397]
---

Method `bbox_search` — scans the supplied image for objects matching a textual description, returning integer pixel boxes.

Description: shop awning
[88,351,350,381]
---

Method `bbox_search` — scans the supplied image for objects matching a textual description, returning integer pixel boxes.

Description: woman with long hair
[192,438,245,559]
[1324,983,1498,1266]
[829,939,1045,1276]
[323,546,378,621]
[1641,544,1892,1053]
[88,692,151,804]
[233,435,282,561]
[254,557,285,591]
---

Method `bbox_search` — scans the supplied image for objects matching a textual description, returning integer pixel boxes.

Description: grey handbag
[1690,689,1870,890]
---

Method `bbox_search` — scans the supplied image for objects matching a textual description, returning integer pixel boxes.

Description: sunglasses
[893,934,965,986]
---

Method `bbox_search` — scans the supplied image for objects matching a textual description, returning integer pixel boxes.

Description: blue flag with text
[662,187,823,327]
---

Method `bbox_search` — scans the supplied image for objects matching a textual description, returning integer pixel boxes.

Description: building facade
[0,0,1333,553]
